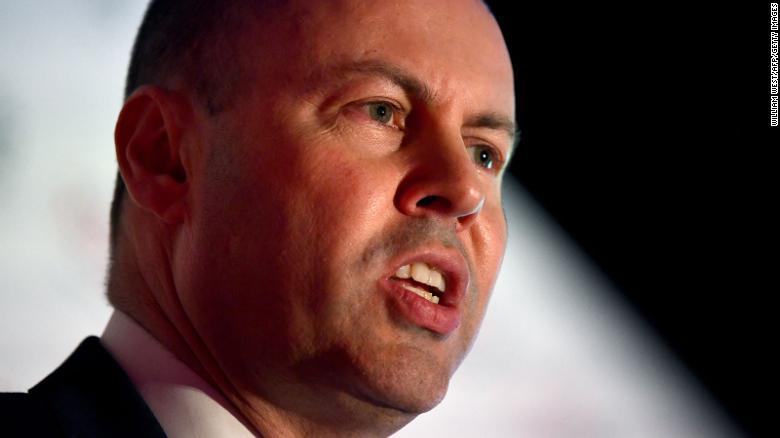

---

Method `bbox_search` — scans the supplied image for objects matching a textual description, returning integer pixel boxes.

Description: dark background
[487,3,775,438]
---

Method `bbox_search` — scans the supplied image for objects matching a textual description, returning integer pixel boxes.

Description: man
[1,0,516,436]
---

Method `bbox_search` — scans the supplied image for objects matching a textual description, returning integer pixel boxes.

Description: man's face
[175,0,514,423]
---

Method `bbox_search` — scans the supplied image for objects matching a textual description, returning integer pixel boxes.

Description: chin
[371,377,449,415]
[352,344,453,415]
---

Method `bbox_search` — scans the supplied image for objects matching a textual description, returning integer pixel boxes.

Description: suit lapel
[29,336,167,438]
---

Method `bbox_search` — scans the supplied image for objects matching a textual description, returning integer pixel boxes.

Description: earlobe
[115,86,190,224]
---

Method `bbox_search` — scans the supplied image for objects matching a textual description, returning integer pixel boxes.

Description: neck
[107,225,264,435]
[107,221,412,437]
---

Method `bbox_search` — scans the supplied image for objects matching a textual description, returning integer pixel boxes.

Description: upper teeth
[394,262,446,293]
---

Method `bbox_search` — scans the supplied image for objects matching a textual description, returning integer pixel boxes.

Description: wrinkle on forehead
[276,0,507,58]
[230,0,514,133]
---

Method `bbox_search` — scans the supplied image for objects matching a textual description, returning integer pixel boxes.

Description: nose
[395,133,485,232]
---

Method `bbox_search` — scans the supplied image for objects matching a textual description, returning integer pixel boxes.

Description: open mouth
[379,249,467,335]
[391,262,446,305]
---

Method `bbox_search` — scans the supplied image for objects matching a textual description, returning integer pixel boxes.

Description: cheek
[475,197,508,282]
[302,153,398,261]
[459,201,507,334]
[174,147,325,364]
[291,153,402,335]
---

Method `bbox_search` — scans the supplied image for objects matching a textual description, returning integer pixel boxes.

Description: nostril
[416,196,437,207]
[416,195,455,211]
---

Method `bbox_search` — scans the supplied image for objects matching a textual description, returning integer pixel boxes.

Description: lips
[394,262,446,304]
[378,248,469,335]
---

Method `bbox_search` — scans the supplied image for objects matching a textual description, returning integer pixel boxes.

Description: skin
[113,0,515,436]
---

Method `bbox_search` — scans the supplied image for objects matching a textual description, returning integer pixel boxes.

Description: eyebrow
[326,60,519,152]
[330,60,437,103]
[463,112,520,155]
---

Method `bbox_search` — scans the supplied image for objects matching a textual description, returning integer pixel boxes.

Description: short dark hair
[109,0,265,254]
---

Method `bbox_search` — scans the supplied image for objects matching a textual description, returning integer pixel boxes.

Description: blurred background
[0,2,772,437]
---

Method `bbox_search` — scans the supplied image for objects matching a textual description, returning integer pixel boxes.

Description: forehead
[237,0,514,118]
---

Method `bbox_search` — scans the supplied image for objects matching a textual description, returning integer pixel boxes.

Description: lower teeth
[401,283,440,304]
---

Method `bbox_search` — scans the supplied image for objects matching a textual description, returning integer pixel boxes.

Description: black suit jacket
[0,337,166,437]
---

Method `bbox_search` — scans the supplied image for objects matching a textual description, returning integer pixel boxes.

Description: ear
[115,86,191,224]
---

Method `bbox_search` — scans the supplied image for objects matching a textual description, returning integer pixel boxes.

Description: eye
[366,102,396,125]
[344,99,406,131]
[469,145,498,170]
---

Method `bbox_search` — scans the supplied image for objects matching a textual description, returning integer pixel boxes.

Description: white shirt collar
[101,310,256,438]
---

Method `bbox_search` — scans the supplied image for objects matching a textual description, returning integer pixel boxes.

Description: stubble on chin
[314,218,477,412]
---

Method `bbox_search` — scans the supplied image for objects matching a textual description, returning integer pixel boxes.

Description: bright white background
[0,2,743,437]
